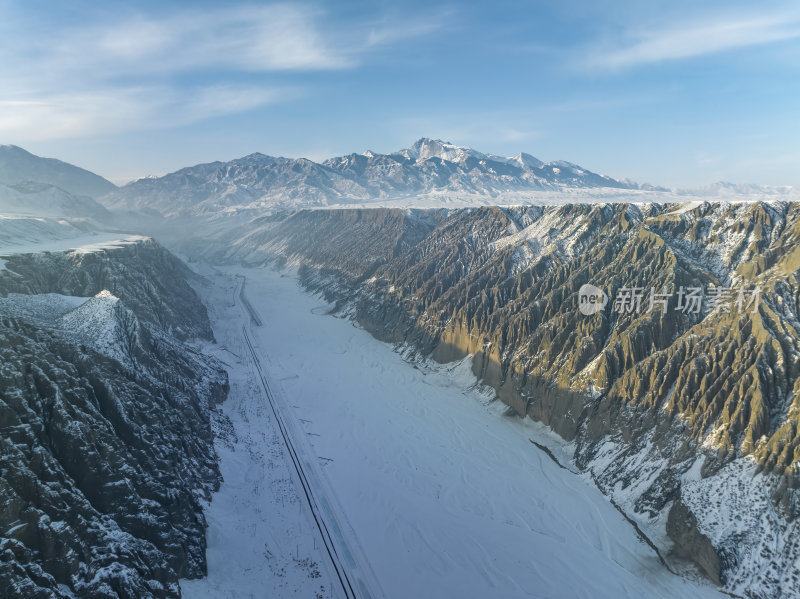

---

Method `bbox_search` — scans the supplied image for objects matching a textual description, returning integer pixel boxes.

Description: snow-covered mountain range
[0,235,226,597]
[0,145,116,198]
[2,140,798,220]
[0,180,111,219]
[0,145,115,219]
[98,138,645,217]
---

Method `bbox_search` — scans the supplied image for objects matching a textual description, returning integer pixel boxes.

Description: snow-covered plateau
[0,214,146,261]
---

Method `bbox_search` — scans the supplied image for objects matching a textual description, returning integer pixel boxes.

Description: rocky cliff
[0,239,227,598]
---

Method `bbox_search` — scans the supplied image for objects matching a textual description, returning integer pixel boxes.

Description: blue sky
[1,0,799,187]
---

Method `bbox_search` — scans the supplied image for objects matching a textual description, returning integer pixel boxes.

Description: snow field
[185,266,726,599]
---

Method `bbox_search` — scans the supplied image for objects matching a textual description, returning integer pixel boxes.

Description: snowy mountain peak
[399,139,546,169]
[233,152,279,166]
[242,152,271,160]
[509,152,544,169]
[399,138,486,163]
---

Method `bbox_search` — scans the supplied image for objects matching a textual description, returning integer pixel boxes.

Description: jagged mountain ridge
[98,138,637,217]
[4,141,797,221]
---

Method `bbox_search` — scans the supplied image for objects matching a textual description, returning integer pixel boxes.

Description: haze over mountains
[0,145,116,198]
[0,145,114,219]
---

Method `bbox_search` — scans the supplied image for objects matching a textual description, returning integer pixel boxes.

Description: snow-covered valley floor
[183,265,726,599]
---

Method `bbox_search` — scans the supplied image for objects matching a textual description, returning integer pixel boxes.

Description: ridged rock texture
[0,239,227,598]
[204,202,800,598]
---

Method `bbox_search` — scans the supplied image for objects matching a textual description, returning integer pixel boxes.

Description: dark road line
[236,276,369,598]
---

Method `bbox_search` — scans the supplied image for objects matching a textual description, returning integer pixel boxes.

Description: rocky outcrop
[667,500,724,585]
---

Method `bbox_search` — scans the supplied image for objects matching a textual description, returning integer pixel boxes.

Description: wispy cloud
[0,3,445,141]
[588,8,800,70]
[0,85,296,141]
[68,5,355,74]
[366,15,450,47]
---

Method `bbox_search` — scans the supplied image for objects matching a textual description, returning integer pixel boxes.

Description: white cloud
[178,86,297,124]
[0,3,444,141]
[366,17,449,47]
[0,85,296,141]
[0,91,153,141]
[589,9,800,69]
[20,5,354,79]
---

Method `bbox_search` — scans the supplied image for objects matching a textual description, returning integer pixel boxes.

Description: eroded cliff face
[0,240,227,598]
[209,203,800,597]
